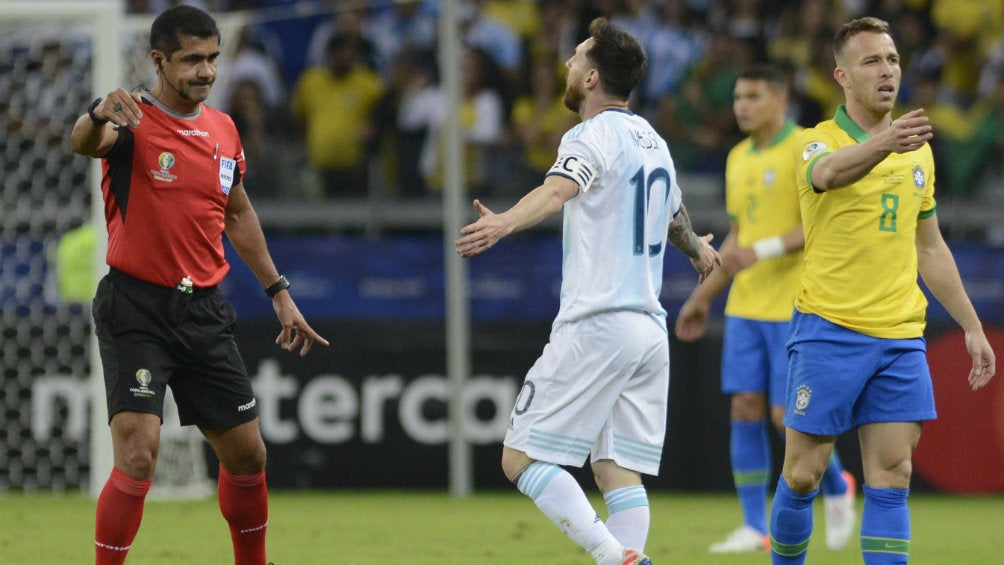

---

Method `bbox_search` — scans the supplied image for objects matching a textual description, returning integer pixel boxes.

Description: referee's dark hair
[150,5,221,60]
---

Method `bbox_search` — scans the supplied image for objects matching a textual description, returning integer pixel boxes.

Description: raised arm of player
[810,108,932,191]
[69,88,143,157]
[455,175,579,258]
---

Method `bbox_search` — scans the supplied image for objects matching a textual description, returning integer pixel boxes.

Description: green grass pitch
[2,490,1001,564]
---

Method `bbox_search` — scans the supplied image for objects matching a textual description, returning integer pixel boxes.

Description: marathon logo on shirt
[549,155,597,192]
[177,128,210,137]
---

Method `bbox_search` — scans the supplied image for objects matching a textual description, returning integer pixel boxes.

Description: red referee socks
[218,464,269,565]
[95,466,151,565]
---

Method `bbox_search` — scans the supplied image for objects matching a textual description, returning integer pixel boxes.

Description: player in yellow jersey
[675,64,856,554]
[767,17,996,565]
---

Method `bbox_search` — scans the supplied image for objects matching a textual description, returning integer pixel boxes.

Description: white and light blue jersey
[546,108,682,330]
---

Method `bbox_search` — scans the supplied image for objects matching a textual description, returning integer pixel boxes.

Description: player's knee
[730,392,767,421]
[501,448,532,484]
[892,457,913,484]
[872,454,913,488]
[239,442,267,474]
[784,467,822,494]
[248,443,267,472]
[119,448,158,481]
[594,463,641,493]
[221,439,267,475]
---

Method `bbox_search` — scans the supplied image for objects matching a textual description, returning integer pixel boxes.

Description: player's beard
[563,81,583,113]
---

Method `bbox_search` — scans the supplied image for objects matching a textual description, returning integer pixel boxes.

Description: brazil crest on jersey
[724,120,803,321]
[546,109,682,330]
[795,106,936,338]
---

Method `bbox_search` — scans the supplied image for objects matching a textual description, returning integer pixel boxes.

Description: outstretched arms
[454,175,578,258]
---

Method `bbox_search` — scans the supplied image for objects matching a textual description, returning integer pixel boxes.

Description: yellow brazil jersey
[291,66,384,171]
[724,120,804,321]
[795,106,936,338]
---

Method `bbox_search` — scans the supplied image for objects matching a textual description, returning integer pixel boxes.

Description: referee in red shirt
[70,6,328,565]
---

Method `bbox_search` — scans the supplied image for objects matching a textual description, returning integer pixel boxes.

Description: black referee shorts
[92,268,259,430]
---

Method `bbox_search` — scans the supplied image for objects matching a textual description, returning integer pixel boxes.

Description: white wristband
[751,236,785,260]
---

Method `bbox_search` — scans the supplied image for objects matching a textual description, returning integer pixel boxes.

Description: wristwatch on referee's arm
[264,275,290,298]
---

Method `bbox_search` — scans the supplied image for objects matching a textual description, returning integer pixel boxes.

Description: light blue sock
[731,420,771,534]
[769,476,817,564]
[819,449,848,496]
[861,485,910,564]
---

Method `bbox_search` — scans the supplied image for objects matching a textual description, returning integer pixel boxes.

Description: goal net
[0,0,247,499]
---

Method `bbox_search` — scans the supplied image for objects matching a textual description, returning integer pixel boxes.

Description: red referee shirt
[100,92,246,288]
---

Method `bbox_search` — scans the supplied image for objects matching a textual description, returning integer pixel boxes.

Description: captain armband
[549,155,598,192]
[751,236,786,260]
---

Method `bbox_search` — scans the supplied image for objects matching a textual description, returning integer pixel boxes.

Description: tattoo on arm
[668,203,701,258]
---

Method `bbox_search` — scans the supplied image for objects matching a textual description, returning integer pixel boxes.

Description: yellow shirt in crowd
[291,66,384,171]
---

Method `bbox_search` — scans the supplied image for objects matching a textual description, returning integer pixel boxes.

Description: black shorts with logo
[92,268,258,429]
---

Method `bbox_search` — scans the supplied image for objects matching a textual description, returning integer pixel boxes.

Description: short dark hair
[833,17,891,60]
[738,63,789,93]
[150,5,220,59]
[586,17,646,100]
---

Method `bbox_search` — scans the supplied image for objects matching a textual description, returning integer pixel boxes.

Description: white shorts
[503,310,669,476]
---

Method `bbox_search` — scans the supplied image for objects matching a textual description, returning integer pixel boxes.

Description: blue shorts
[721,316,789,407]
[783,311,936,436]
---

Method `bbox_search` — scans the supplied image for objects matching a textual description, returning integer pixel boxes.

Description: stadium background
[2,0,1003,497]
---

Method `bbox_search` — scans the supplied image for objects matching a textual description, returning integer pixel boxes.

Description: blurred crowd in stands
[125,0,1004,202]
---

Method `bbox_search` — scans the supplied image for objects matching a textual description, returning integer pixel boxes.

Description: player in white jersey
[551,107,680,328]
[456,18,720,565]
